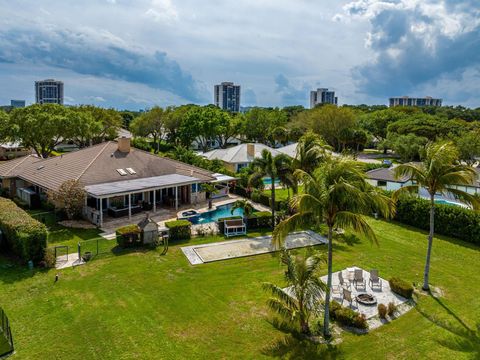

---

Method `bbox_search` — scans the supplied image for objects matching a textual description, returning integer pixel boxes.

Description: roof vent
[116,168,127,176]
[126,168,137,175]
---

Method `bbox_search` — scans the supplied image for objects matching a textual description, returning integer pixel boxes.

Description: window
[377,180,387,187]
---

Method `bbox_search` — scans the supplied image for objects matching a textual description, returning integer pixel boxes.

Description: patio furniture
[369,269,382,290]
[332,272,351,294]
[342,289,358,308]
[107,205,142,218]
[346,267,355,282]
[224,219,246,237]
[353,269,366,290]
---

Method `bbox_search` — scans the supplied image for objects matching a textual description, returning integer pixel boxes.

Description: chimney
[118,136,131,153]
[247,143,255,158]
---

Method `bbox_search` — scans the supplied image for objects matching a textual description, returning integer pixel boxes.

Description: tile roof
[0,155,39,178]
[276,143,297,158]
[1,141,215,191]
[366,167,409,183]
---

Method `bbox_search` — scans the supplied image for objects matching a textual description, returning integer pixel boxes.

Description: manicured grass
[263,185,303,202]
[0,220,479,359]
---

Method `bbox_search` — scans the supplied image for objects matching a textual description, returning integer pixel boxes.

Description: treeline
[2,102,480,164]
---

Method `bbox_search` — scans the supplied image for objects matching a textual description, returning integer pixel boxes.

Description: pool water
[434,199,463,207]
[189,203,247,225]
[262,177,281,186]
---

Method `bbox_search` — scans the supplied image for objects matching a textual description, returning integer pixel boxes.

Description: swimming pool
[263,177,281,187]
[434,199,465,207]
[189,203,249,225]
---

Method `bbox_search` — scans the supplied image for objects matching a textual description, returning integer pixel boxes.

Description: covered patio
[84,174,205,227]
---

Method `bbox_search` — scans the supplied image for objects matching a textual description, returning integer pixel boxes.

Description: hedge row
[0,197,47,263]
[217,211,272,233]
[395,196,480,245]
[165,220,191,241]
[230,185,288,211]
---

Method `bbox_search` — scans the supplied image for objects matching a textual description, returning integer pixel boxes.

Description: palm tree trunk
[323,225,333,338]
[271,176,276,228]
[423,195,435,291]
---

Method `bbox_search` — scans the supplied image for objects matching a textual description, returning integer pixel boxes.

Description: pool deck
[181,230,327,265]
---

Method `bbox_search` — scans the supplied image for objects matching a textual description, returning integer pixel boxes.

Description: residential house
[201,143,282,172]
[0,142,30,160]
[0,138,229,227]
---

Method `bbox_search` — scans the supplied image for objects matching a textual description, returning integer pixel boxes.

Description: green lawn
[0,220,479,359]
[264,185,303,202]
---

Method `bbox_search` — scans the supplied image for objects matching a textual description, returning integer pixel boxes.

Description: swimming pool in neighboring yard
[434,199,467,207]
[262,178,281,187]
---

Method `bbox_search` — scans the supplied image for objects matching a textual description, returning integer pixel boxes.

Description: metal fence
[0,307,14,357]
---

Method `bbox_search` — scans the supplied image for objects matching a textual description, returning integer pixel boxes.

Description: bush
[0,197,47,263]
[389,277,414,299]
[329,301,369,330]
[116,224,142,248]
[165,220,191,241]
[247,211,272,229]
[395,195,480,245]
[387,302,397,317]
[251,190,287,211]
[378,304,387,319]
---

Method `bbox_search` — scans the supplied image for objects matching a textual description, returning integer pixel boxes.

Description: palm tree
[201,183,218,209]
[293,131,331,174]
[263,250,326,335]
[231,199,254,223]
[249,149,291,227]
[273,157,394,338]
[393,142,479,291]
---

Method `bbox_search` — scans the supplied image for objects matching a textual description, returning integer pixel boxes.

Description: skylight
[126,168,137,175]
[116,168,127,176]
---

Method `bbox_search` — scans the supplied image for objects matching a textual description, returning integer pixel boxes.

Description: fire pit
[356,293,377,306]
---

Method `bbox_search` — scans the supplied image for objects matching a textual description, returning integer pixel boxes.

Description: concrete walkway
[55,253,85,269]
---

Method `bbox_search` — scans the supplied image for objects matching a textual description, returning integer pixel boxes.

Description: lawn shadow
[262,335,342,359]
[0,255,50,284]
[415,293,480,358]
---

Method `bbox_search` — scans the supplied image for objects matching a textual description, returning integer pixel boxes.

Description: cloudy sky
[0,0,479,109]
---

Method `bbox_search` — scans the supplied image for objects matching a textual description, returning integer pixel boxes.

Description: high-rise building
[214,82,240,112]
[10,100,25,108]
[35,79,64,105]
[310,88,338,108]
[389,96,442,107]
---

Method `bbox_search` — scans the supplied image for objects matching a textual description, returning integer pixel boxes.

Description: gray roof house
[0,138,220,227]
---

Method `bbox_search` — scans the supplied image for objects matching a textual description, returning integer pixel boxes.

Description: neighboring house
[191,137,242,151]
[201,143,282,172]
[0,142,30,160]
[366,166,480,197]
[0,138,229,227]
[276,143,297,158]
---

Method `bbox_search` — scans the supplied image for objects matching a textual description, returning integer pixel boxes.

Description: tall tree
[393,142,479,291]
[130,106,166,153]
[249,150,291,226]
[79,105,122,143]
[263,250,326,335]
[8,104,70,158]
[455,130,480,166]
[0,110,9,143]
[274,157,394,338]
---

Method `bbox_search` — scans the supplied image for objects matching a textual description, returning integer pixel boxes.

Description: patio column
[99,197,103,228]
[128,193,132,220]
[153,190,156,213]
[175,186,178,210]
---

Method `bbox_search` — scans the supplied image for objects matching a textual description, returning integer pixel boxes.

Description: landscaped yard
[0,219,479,359]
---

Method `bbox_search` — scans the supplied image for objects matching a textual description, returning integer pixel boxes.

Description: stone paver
[320,267,409,320]
[181,230,327,265]
[55,253,85,269]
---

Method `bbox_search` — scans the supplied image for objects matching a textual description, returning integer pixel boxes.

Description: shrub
[247,211,272,229]
[395,195,480,245]
[165,220,191,241]
[116,224,141,248]
[389,277,414,299]
[0,197,47,263]
[48,180,86,220]
[387,302,397,317]
[378,304,387,319]
[251,190,287,211]
[329,301,369,330]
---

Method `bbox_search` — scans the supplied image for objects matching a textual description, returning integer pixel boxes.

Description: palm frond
[335,211,378,245]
